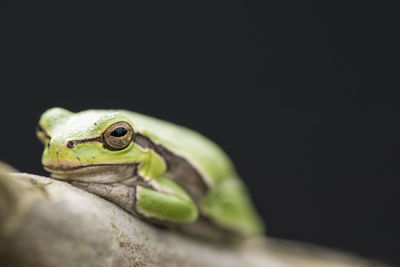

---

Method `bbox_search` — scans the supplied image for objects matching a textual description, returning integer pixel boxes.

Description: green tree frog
[37,108,264,238]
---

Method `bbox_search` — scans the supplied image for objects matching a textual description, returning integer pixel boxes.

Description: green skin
[37,108,264,237]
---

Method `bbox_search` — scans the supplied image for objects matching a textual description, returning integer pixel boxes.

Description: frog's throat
[44,163,138,183]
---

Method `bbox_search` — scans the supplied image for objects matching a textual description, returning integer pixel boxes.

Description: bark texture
[0,162,387,267]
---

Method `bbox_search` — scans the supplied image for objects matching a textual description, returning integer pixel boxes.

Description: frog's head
[37,107,146,183]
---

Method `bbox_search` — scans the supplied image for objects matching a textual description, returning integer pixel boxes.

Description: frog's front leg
[71,176,198,224]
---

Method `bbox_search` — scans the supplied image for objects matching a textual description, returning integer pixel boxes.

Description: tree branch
[0,163,387,267]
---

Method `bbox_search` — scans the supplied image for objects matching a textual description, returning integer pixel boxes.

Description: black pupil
[110,127,127,137]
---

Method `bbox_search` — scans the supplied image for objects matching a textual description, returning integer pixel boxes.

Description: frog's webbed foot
[70,181,137,215]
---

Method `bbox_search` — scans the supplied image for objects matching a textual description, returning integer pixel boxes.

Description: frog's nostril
[67,140,77,148]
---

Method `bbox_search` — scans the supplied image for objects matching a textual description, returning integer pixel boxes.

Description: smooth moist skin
[37,107,265,238]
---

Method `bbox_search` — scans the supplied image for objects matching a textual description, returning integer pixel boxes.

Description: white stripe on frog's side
[121,174,171,195]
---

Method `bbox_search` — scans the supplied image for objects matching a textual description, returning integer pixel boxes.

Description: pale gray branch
[0,163,387,267]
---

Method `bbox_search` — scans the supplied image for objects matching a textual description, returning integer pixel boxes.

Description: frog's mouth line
[43,163,139,183]
[43,163,137,174]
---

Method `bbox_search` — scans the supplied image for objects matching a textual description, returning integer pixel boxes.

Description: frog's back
[122,110,235,186]
[121,110,265,235]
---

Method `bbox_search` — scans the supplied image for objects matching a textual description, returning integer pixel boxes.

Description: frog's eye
[102,121,134,150]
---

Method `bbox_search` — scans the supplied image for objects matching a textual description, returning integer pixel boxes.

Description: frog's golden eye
[102,121,134,150]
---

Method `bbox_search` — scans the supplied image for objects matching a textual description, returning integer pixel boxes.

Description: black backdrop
[1,1,399,265]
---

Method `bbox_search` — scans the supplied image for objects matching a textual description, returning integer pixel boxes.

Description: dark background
[1,1,399,265]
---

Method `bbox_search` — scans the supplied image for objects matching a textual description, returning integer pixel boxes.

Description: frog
[36,107,265,239]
